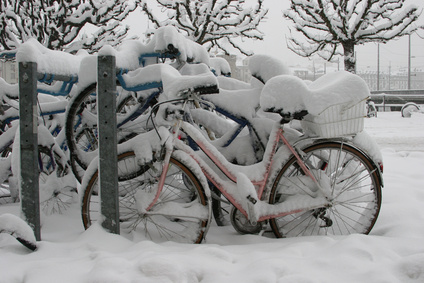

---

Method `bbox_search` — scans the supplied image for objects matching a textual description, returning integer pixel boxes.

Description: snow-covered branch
[141,0,268,55]
[0,0,141,52]
[284,0,422,72]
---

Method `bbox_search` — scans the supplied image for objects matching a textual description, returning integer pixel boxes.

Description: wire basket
[300,98,367,138]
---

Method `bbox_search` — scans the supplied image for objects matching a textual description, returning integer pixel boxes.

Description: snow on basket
[300,98,368,138]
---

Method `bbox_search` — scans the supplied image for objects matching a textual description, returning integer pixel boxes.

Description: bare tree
[141,0,268,55]
[0,0,141,53]
[284,0,422,72]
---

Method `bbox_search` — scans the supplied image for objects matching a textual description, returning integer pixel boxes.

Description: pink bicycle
[80,79,383,244]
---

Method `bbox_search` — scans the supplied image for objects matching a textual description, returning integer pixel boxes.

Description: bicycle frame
[147,110,330,224]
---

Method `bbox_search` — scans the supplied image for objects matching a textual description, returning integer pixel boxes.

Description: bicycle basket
[300,98,367,138]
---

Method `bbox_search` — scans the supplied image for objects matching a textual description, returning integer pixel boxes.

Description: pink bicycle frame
[146,118,323,222]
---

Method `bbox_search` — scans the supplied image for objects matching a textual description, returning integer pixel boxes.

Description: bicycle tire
[269,142,382,238]
[401,102,420,118]
[38,145,77,214]
[81,151,209,244]
[65,82,156,182]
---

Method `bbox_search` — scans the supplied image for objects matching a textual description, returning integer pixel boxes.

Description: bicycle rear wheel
[269,142,382,238]
[81,151,209,244]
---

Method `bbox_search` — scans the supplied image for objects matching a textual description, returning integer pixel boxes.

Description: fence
[370,90,424,111]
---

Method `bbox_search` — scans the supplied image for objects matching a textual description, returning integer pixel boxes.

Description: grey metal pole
[377,44,380,91]
[408,34,411,90]
[18,61,41,241]
[97,55,119,234]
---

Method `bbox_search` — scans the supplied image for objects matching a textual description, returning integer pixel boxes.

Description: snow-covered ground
[1,111,424,283]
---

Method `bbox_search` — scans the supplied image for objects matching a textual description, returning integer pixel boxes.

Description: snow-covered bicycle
[79,70,383,243]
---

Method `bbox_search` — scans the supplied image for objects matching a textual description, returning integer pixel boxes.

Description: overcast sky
[125,0,424,72]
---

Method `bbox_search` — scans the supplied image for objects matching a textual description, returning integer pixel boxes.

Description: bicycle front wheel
[81,151,209,244]
[65,83,155,182]
[269,142,382,238]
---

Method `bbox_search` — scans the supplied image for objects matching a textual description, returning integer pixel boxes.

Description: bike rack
[97,54,119,234]
[18,61,41,241]
[18,54,119,239]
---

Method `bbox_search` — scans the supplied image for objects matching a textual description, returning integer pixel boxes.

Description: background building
[0,60,18,83]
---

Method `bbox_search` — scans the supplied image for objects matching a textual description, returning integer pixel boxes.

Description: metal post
[97,55,119,234]
[377,44,380,91]
[18,61,40,241]
[408,34,411,90]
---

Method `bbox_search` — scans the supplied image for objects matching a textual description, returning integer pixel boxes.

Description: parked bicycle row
[1,26,213,208]
[0,26,384,244]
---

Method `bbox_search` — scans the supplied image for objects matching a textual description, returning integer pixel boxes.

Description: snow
[16,38,85,76]
[0,213,36,246]
[203,87,262,119]
[161,70,218,101]
[121,64,180,89]
[248,54,292,83]
[142,1,267,56]
[209,57,231,76]
[1,112,424,282]
[216,75,253,90]
[148,26,210,65]
[260,71,369,116]
[3,20,424,282]
[14,26,209,90]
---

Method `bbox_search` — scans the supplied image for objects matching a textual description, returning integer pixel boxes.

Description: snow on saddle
[161,68,219,101]
[200,54,293,121]
[260,71,370,137]
[248,54,292,84]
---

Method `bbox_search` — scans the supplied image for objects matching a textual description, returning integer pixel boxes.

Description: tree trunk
[342,41,356,73]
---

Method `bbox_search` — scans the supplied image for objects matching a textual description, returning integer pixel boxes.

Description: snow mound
[217,76,252,90]
[16,38,85,76]
[210,57,231,76]
[0,213,37,251]
[249,54,292,83]
[179,63,211,76]
[148,26,210,65]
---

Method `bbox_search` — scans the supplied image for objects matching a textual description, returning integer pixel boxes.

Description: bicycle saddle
[162,70,219,100]
[260,71,370,118]
[248,54,292,84]
[202,88,261,120]
[260,74,309,119]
